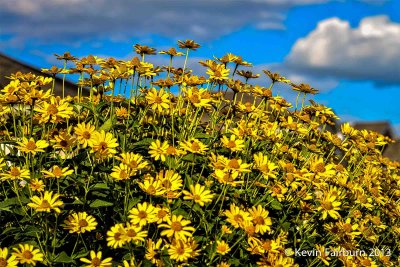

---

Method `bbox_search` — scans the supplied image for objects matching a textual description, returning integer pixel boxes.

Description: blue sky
[1,0,399,135]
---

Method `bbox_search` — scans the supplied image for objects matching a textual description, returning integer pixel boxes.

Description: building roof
[352,121,395,139]
[0,52,88,96]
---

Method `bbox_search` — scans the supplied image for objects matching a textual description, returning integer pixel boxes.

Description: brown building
[0,52,87,96]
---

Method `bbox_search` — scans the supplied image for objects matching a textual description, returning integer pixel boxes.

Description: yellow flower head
[0,247,18,267]
[158,215,196,240]
[80,251,112,267]
[27,191,63,213]
[63,212,97,234]
[182,183,214,206]
[12,244,44,266]
[16,137,49,155]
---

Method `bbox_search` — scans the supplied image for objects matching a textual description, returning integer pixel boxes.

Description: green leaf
[89,199,114,208]
[54,251,74,263]
[91,183,110,190]
[194,132,212,139]
[98,116,116,132]
[0,198,19,210]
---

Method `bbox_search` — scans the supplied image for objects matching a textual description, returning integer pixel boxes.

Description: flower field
[0,40,399,266]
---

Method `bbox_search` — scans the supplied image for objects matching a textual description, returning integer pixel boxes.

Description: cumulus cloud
[0,0,329,44]
[285,15,400,85]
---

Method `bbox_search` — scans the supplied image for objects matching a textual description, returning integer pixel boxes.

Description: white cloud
[0,0,330,43]
[285,15,400,85]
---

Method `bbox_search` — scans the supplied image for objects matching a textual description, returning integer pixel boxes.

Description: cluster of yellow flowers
[0,41,399,266]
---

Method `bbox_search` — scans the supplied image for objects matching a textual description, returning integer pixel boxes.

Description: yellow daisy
[179,138,208,154]
[145,87,170,113]
[27,191,63,213]
[0,166,30,181]
[221,135,245,152]
[224,204,252,229]
[0,247,18,267]
[168,238,193,262]
[248,205,272,234]
[16,137,49,155]
[74,122,97,148]
[90,130,119,159]
[63,212,98,234]
[122,223,148,244]
[80,251,112,267]
[42,165,74,179]
[29,178,45,192]
[182,184,214,206]
[106,223,128,248]
[216,240,231,255]
[148,140,169,162]
[128,202,158,226]
[158,215,195,239]
[12,244,44,266]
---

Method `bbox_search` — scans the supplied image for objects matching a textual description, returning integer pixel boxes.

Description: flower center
[40,200,51,209]
[234,214,243,222]
[53,166,63,177]
[314,163,326,173]
[10,167,21,177]
[154,96,163,104]
[192,194,201,201]
[114,232,122,240]
[171,221,183,231]
[228,159,240,169]
[82,131,91,139]
[119,170,129,179]
[91,257,101,266]
[98,142,108,150]
[22,250,33,260]
[79,219,89,227]
[126,229,137,237]
[253,216,265,225]
[190,142,200,151]
[226,141,236,148]
[138,211,148,219]
[0,258,7,267]
[321,201,333,210]
[26,141,37,151]
[158,210,167,219]
[47,104,59,115]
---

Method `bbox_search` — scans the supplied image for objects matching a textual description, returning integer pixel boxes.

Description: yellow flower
[145,239,163,265]
[253,152,278,179]
[224,204,251,229]
[213,169,243,187]
[35,96,73,123]
[180,138,208,154]
[309,157,336,178]
[90,130,119,159]
[249,205,272,234]
[217,262,231,267]
[107,223,128,248]
[80,251,112,267]
[157,170,183,195]
[74,122,97,148]
[224,158,251,173]
[154,205,171,224]
[148,140,169,162]
[317,192,341,220]
[0,247,18,267]
[63,212,97,234]
[42,165,74,179]
[145,88,170,113]
[122,223,148,244]
[110,163,135,181]
[159,215,195,239]
[0,166,30,181]
[216,240,231,255]
[27,191,63,213]
[221,135,245,152]
[168,238,193,262]
[116,152,148,171]
[16,137,49,155]
[12,244,44,266]
[182,184,214,206]
[138,175,165,196]
[207,64,230,82]
[29,179,45,192]
[129,202,158,226]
